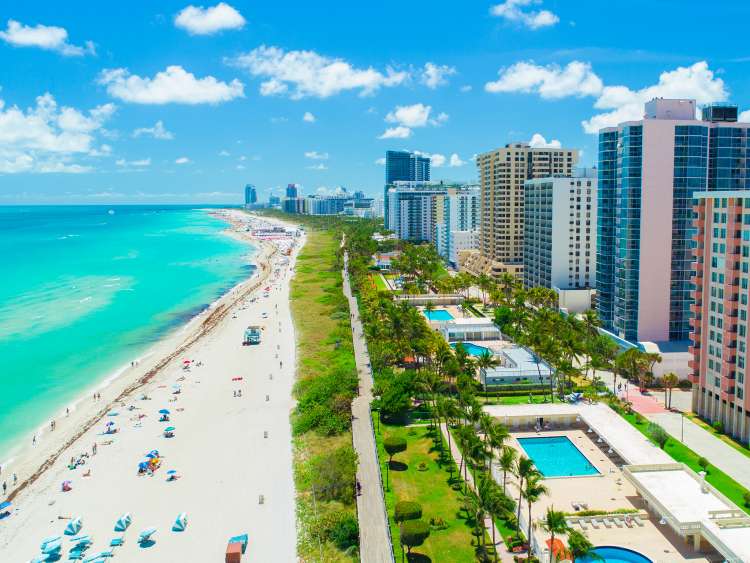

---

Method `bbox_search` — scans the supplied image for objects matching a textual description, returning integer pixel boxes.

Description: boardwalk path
[343,251,394,563]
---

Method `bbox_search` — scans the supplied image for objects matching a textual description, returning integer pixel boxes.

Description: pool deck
[490,403,727,563]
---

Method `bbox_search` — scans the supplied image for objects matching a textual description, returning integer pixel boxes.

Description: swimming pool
[516,436,599,477]
[451,342,491,356]
[424,309,454,321]
[576,546,652,563]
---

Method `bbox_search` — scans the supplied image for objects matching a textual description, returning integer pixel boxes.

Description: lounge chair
[565,518,577,528]
[633,515,645,527]
[601,518,612,528]
[590,519,601,529]
[613,516,626,527]
[578,519,588,530]
[109,537,124,548]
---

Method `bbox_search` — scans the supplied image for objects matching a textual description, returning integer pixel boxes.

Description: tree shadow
[390,460,408,471]
[406,553,432,563]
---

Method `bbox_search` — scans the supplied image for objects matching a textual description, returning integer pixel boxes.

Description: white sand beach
[0,210,300,562]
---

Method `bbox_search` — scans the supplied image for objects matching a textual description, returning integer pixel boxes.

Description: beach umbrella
[147,449,159,457]
[64,517,83,536]
[40,535,61,550]
[41,538,62,554]
[158,409,170,414]
[172,512,188,532]
[138,527,157,543]
[105,421,115,426]
[114,513,132,532]
[166,470,177,475]
[68,534,90,543]
[164,427,175,432]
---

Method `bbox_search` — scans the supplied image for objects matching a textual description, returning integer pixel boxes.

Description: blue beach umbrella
[114,512,132,532]
[164,427,175,432]
[158,409,170,415]
[166,469,177,475]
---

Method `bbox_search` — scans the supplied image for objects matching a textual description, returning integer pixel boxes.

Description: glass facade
[671,125,708,339]
[597,130,618,329]
[613,125,643,342]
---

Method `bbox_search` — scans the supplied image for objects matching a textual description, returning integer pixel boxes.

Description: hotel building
[433,185,480,267]
[597,99,750,343]
[384,182,447,241]
[523,171,597,308]
[385,150,430,184]
[464,143,577,278]
[690,192,750,443]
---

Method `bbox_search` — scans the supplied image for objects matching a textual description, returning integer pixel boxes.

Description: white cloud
[116,157,151,167]
[174,3,246,35]
[449,153,466,167]
[307,163,327,170]
[0,92,114,174]
[218,149,230,156]
[304,151,329,160]
[132,120,174,140]
[490,0,559,30]
[740,110,750,123]
[485,60,603,98]
[460,85,472,93]
[303,111,316,123]
[414,151,466,168]
[0,19,95,56]
[378,126,412,139]
[374,157,386,165]
[175,156,191,164]
[380,103,447,139]
[421,63,456,89]
[528,133,561,148]
[227,45,409,99]
[98,65,245,105]
[582,61,727,133]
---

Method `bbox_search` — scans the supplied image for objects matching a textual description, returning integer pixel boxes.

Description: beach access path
[342,251,394,563]
[0,212,299,562]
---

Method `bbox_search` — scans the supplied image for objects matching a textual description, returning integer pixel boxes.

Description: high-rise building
[464,143,578,278]
[523,171,597,290]
[268,195,281,208]
[286,183,300,199]
[385,150,430,184]
[244,184,257,207]
[690,191,750,443]
[385,182,447,241]
[597,99,750,343]
[433,185,481,267]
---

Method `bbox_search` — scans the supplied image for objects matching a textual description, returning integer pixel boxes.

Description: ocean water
[0,206,253,459]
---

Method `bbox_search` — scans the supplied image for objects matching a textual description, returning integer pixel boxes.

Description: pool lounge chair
[633,515,645,527]
[565,518,577,528]
[577,519,588,530]
[601,518,612,528]
[613,516,626,527]
[590,518,601,529]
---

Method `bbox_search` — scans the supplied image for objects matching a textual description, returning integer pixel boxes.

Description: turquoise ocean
[0,206,253,459]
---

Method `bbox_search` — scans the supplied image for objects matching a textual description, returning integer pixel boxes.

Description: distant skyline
[2,1,750,203]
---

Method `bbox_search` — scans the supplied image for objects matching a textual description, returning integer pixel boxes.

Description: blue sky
[2,0,750,203]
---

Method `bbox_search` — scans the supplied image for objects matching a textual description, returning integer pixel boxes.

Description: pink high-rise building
[690,192,750,444]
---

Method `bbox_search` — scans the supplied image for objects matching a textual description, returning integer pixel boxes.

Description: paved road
[343,252,394,563]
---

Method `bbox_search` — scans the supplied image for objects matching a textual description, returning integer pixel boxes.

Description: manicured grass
[290,229,358,562]
[373,415,481,562]
[482,394,551,406]
[685,413,750,460]
[372,273,389,292]
[616,406,750,515]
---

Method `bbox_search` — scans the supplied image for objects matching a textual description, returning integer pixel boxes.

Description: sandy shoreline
[0,209,302,562]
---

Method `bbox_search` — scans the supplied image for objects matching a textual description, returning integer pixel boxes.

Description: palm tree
[522,475,548,547]
[498,446,517,494]
[475,350,501,400]
[486,422,509,478]
[662,372,679,409]
[514,456,537,540]
[541,506,570,563]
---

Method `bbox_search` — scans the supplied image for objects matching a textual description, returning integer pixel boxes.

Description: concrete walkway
[593,369,750,491]
[343,253,394,563]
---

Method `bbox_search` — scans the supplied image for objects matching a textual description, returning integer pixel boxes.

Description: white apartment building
[433,186,480,267]
[523,172,597,294]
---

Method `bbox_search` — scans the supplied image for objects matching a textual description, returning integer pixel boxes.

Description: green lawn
[373,415,482,562]
[616,407,750,515]
[482,394,551,406]
[372,272,389,292]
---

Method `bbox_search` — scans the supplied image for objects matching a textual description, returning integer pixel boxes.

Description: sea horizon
[0,205,255,461]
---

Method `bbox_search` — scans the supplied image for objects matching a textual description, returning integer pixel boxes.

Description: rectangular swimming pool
[451,342,491,357]
[517,436,599,477]
[424,309,454,321]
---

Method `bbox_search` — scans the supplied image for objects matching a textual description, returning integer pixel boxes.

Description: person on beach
[32,435,36,446]
[92,443,97,455]
[12,473,16,485]
[2,481,6,495]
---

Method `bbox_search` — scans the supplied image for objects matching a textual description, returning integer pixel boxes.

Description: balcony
[690,303,703,315]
